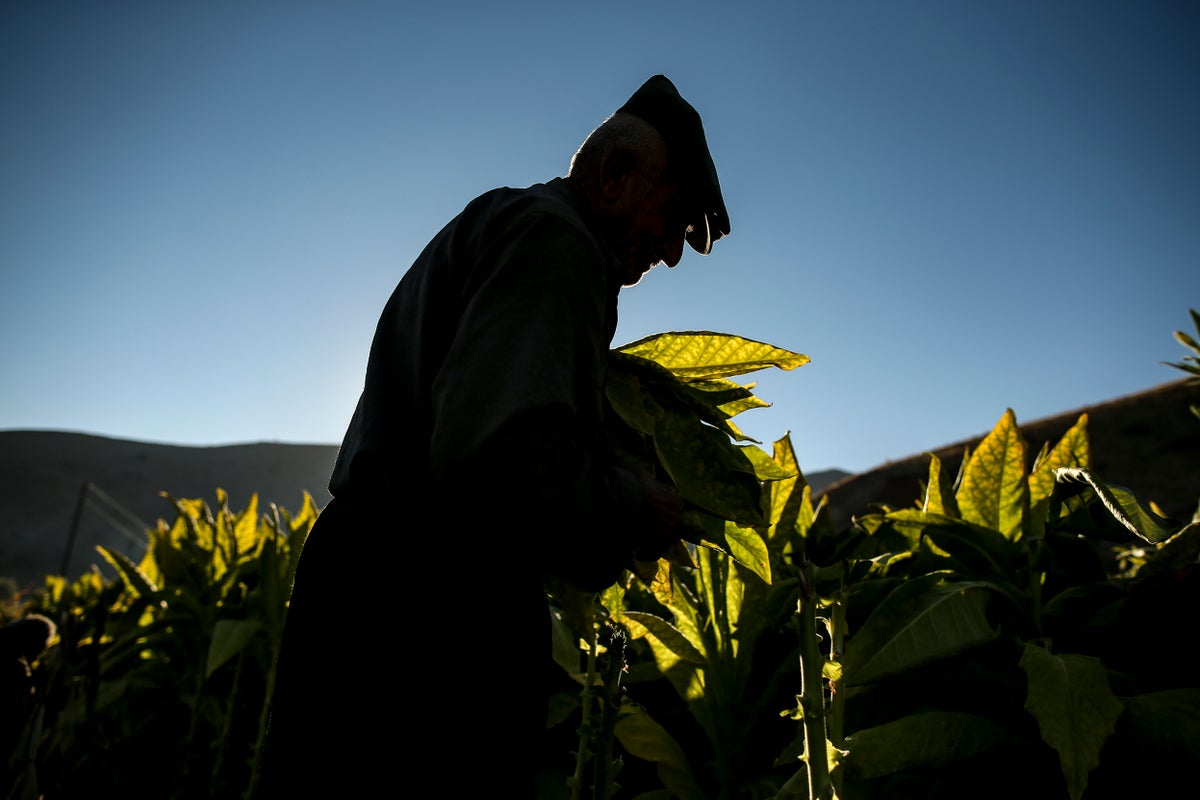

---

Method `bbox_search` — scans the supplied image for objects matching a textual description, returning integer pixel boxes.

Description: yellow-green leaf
[956,409,1029,539]
[922,453,957,517]
[724,522,771,585]
[1029,414,1090,507]
[618,331,809,380]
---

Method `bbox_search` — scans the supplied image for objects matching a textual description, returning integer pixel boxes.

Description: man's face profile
[612,172,689,287]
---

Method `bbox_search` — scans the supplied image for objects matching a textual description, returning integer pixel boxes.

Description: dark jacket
[329,177,652,590]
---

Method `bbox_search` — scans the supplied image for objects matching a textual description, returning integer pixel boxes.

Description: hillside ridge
[817,378,1199,530]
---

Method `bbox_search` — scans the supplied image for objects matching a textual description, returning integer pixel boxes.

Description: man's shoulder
[468,178,578,222]
[461,178,599,250]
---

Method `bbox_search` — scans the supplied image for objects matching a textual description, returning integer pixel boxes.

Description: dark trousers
[254,495,557,798]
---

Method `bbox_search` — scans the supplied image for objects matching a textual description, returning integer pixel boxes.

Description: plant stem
[826,591,847,799]
[593,625,627,800]
[797,562,832,800]
[571,621,600,800]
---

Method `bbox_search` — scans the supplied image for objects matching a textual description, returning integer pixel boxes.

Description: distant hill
[0,432,339,590]
[816,378,1200,531]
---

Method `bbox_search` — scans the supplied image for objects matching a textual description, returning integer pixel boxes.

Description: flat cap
[617,74,730,255]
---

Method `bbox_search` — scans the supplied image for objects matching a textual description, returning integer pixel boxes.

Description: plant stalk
[797,562,832,800]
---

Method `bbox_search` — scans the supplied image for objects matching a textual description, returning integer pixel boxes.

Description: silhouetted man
[257,74,730,798]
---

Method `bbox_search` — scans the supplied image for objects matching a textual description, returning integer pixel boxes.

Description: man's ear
[600,148,637,201]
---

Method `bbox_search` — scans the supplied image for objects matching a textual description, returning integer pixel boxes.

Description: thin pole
[62,481,91,577]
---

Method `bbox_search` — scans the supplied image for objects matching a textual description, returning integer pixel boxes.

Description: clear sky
[3,1,1198,476]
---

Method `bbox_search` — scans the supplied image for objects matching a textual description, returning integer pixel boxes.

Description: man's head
[568,75,729,287]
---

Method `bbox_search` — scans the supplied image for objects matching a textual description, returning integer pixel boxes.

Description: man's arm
[428,206,680,589]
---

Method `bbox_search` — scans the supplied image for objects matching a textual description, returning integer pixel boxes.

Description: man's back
[329,178,618,507]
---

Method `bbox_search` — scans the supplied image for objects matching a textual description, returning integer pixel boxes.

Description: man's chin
[621,263,655,287]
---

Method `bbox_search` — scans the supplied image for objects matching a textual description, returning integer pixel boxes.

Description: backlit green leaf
[98,545,159,599]
[921,453,957,517]
[1054,467,1177,543]
[654,412,765,527]
[723,521,771,584]
[1029,414,1090,508]
[617,331,809,380]
[738,443,797,482]
[622,611,706,666]
[957,409,1029,539]
[767,434,804,529]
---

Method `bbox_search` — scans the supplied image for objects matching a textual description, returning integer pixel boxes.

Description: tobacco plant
[820,407,1200,800]
[8,490,315,800]
[586,401,1199,800]
[1164,307,1200,420]
[546,321,1200,800]
[545,331,810,799]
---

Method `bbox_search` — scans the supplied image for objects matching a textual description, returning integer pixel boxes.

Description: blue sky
[3,1,1198,476]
